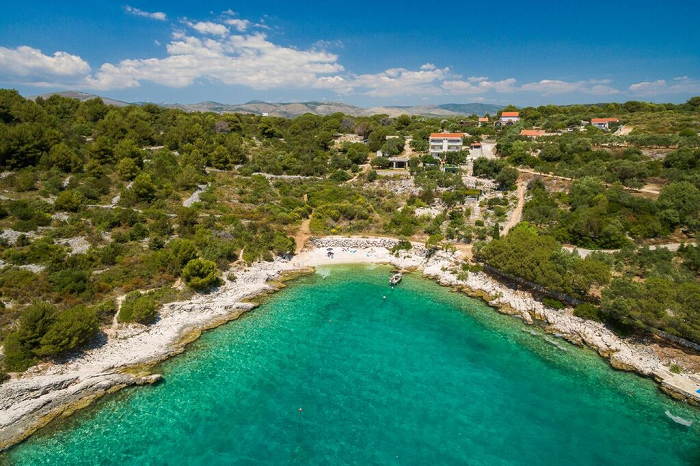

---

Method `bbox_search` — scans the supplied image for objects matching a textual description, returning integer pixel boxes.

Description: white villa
[498,112,520,125]
[591,118,619,130]
[429,133,464,157]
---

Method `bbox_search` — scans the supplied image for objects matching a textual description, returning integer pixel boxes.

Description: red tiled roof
[430,133,463,138]
[501,112,520,117]
[478,117,489,122]
[591,118,619,123]
[520,129,545,137]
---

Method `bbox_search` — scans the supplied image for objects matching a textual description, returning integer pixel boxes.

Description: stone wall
[310,236,428,256]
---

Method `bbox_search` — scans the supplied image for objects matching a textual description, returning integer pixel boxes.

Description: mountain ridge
[27,91,503,118]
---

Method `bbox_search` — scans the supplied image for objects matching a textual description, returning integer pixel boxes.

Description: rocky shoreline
[1,236,699,451]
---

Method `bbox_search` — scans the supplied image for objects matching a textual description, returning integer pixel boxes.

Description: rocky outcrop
[0,372,161,449]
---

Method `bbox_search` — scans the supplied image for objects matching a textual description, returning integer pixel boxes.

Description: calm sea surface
[5,265,700,465]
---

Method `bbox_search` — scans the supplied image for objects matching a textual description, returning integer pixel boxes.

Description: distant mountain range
[28,91,503,118]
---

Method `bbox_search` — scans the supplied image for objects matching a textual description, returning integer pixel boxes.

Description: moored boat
[390,273,402,285]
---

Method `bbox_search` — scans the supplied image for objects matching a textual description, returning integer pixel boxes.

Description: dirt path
[517,168,660,197]
[295,217,312,254]
[563,242,683,258]
[501,181,526,236]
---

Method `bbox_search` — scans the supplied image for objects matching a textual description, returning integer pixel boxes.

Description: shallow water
[6,266,700,465]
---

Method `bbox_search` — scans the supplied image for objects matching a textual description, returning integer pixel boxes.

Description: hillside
[27,91,130,108]
[25,91,502,117]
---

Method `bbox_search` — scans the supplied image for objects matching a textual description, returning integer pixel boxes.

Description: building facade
[591,118,619,129]
[498,112,520,125]
[429,133,464,157]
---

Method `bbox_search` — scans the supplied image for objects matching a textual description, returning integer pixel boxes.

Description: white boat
[389,273,402,286]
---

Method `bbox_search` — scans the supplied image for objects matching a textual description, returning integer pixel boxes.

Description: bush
[3,301,57,371]
[574,303,603,322]
[49,269,90,294]
[542,297,565,309]
[182,258,220,290]
[118,291,158,324]
[330,170,350,182]
[37,306,99,356]
[93,299,118,324]
[54,190,85,212]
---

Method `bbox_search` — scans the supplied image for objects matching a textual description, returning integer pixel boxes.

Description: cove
[4,265,700,465]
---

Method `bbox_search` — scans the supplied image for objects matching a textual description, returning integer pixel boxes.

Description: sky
[0,1,699,107]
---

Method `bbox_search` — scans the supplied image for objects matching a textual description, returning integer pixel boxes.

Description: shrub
[182,258,220,290]
[37,306,99,356]
[574,303,603,322]
[391,239,412,253]
[3,301,57,371]
[93,299,118,324]
[119,291,158,324]
[543,297,565,309]
[167,238,198,271]
[54,190,85,212]
[49,269,90,295]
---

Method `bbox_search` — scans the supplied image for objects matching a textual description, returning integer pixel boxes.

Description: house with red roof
[520,129,546,138]
[429,133,464,157]
[591,118,619,130]
[498,111,520,125]
[478,117,489,126]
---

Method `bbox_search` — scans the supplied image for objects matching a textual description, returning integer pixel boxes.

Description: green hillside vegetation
[0,88,698,375]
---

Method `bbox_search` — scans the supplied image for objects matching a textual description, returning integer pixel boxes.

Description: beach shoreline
[1,235,699,451]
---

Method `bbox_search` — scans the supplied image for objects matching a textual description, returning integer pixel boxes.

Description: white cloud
[628,77,700,96]
[186,21,229,36]
[224,18,250,32]
[0,45,91,86]
[85,32,344,90]
[520,79,620,95]
[349,64,451,97]
[442,77,517,94]
[0,11,694,101]
[125,6,167,21]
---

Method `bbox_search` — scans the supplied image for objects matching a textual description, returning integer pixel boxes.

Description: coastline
[1,236,699,450]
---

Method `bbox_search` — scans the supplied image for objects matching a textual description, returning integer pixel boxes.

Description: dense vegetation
[0,88,698,375]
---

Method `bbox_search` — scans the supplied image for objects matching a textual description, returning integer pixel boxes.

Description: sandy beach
[1,235,699,451]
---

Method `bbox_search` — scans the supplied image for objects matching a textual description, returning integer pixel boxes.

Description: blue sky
[0,1,698,106]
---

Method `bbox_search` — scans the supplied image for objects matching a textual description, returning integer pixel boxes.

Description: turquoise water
[5,265,700,465]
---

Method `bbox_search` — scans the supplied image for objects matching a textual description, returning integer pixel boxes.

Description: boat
[389,273,402,286]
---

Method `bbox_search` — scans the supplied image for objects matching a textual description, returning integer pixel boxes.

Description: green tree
[3,302,57,371]
[54,189,85,212]
[45,143,82,172]
[131,173,156,201]
[658,182,700,230]
[209,145,233,169]
[119,292,158,324]
[117,157,139,181]
[182,258,220,290]
[37,306,99,356]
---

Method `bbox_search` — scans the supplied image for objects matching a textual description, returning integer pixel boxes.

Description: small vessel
[389,273,402,286]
